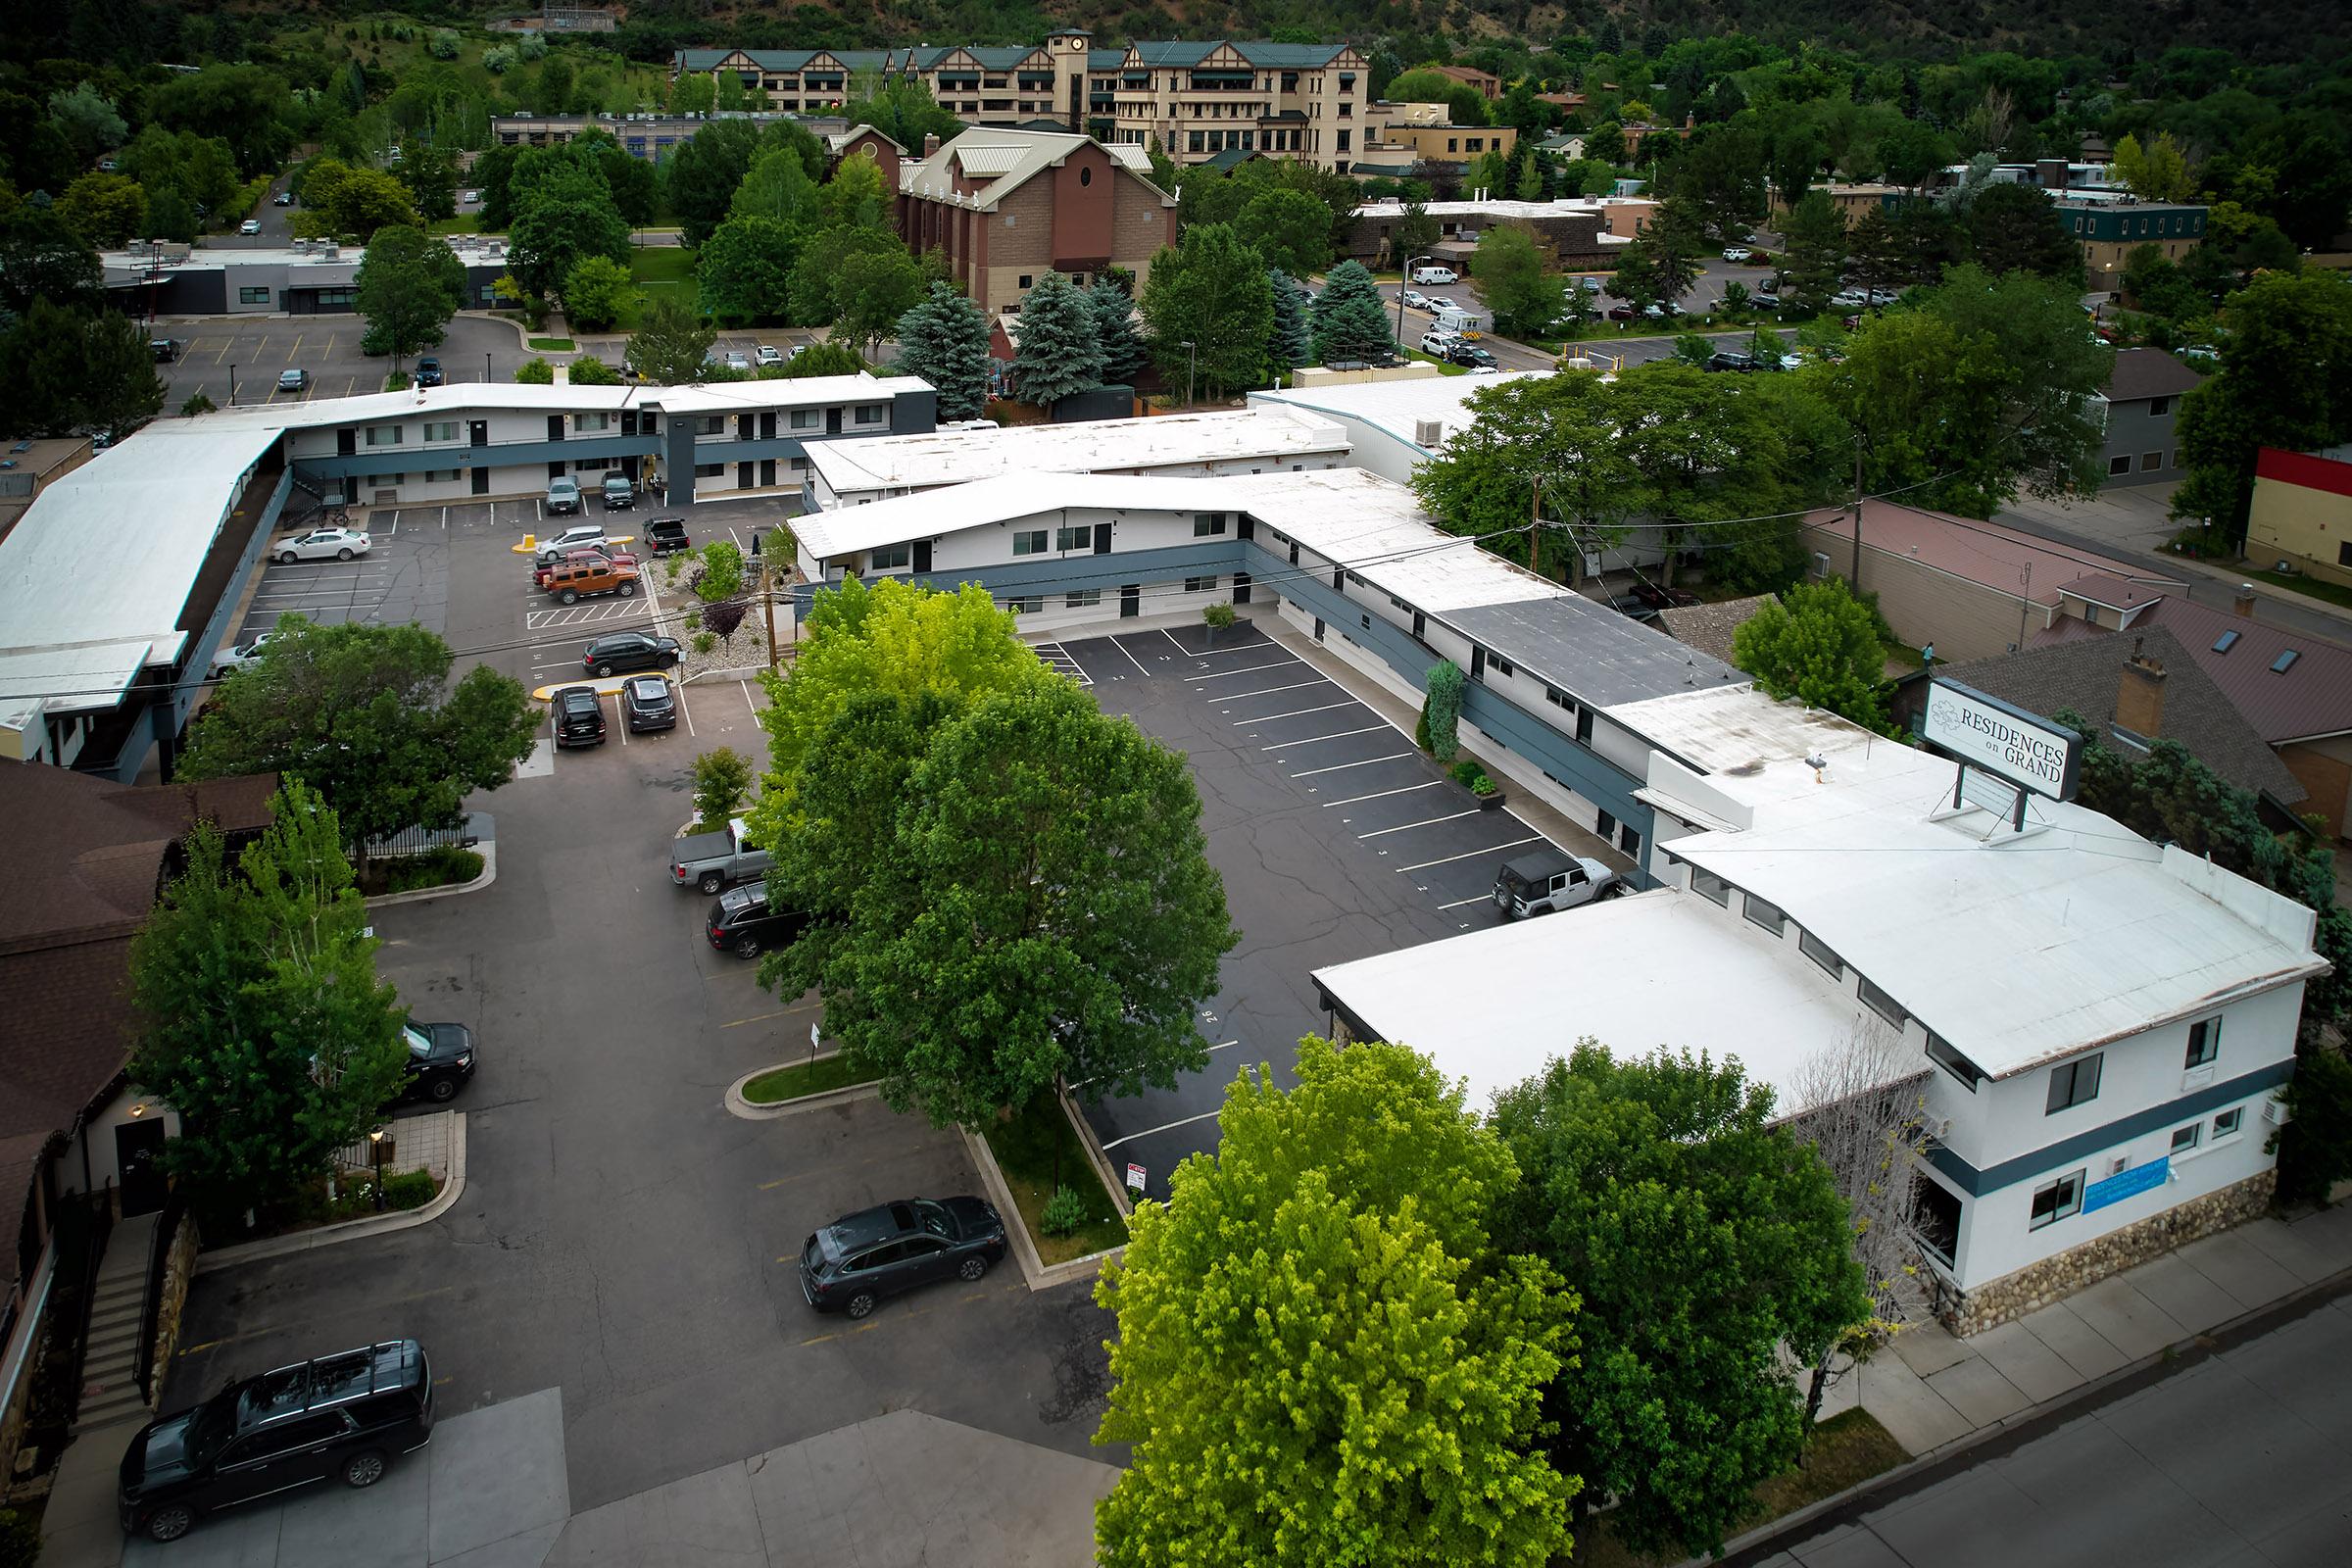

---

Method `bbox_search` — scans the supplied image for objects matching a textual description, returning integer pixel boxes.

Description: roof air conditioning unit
[1414,418,1443,447]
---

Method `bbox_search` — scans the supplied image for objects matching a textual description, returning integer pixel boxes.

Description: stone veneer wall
[1939,1169,2276,1338]
[144,1212,202,1404]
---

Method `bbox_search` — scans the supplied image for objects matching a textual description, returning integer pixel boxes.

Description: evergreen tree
[1140,224,1274,400]
[1781,190,1850,314]
[1089,277,1148,385]
[1009,272,1103,407]
[1267,269,1311,370]
[895,281,992,422]
[1309,259,1396,363]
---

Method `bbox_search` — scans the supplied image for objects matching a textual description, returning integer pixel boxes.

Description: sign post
[1921,679,2083,830]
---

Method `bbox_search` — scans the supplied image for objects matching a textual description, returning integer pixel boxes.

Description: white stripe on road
[1235,701,1356,725]
[1101,1107,1222,1151]
[1187,661,1296,681]
[1289,752,1414,779]
[1321,781,1444,808]
[1109,636,1152,677]
[1395,836,1544,873]
[1216,680,1329,702]
[1258,725,1386,752]
[1437,895,1494,910]
[1358,809,1483,840]
[1071,1040,1238,1090]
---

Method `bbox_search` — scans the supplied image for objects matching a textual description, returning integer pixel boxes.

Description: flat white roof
[804,407,1349,496]
[1250,372,1544,459]
[189,373,928,436]
[1314,888,1892,1116]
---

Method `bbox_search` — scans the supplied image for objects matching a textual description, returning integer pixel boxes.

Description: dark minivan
[800,1197,1006,1320]
[120,1340,433,1543]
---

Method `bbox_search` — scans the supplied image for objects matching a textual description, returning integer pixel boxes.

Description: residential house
[2095,348,2204,486]
[1426,64,1501,99]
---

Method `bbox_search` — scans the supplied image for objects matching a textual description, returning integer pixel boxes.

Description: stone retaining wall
[146,1212,202,1399]
[1939,1169,2276,1337]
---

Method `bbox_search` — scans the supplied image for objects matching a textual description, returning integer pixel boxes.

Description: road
[1374,254,1793,373]
[1737,1288,2352,1567]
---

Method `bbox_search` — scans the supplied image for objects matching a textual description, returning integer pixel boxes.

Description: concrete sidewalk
[1821,1203,2352,1456]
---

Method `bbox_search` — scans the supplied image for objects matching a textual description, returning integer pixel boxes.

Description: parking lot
[1054,618,1567,1197]
[152,314,542,411]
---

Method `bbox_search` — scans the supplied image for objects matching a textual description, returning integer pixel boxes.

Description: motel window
[791,410,819,429]
[1056,525,1090,551]
[1005,596,1044,613]
[855,404,885,425]
[1858,976,1907,1029]
[2213,1107,2245,1140]
[1194,513,1228,537]
[423,469,462,483]
[1925,1033,1983,1092]
[1019,273,1035,288]
[2108,454,2132,476]
[2184,1017,2221,1068]
[1545,685,1577,714]
[2029,1170,2084,1231]
[2140,451,2162,471]
[575,413,612,433]
[698,416,725,435]
[424,421,460,443]
[2045,1053,2103,1114]
[694,464,724,479]
[1798,928,1843,978]
[870,544,910,570]
[2171,1122,2202,1155]
[1742,894,1787,936]
[1066,589,1102,609]
[1690,869,1730,906]
[365,425,404,447]
[240,286,270,305]
[1011,529,1049,556]
[1187,575,1218,592]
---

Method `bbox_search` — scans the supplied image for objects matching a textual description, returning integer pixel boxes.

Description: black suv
[1706,350,1759,373]
[582,632,681,677]
[119,1341,433,1543]
[800,1198,1007,1320]
[413,357,443,387]
[622,674,676,732]
[708,881,808,958]
[397,1019,476,1103]
[552,685,606,747]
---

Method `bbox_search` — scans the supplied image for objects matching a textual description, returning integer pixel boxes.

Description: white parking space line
[1234,701,1356,725]
[1100,1106,1222,1151]
[1358,809,1482,840]
[1215,679,1327,702]
[676,683,698,737]
[1320,781,1444,808]
[1184,638,1280,657]
[1258,724,1387,752]
[1437,895,1494,910]
[612,692,626,746]
[1070,1039,1238,1091]
[1289,752,1415,779]
[1159,629,1189,658]
[740,681,758,717]
[1109,637,1152,677]
[1187,661,1297,682]
[1394,836,1544,873]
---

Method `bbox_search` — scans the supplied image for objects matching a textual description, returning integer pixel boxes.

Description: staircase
[74,1210,159,1435]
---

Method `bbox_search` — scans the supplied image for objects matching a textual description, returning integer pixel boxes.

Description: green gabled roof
[1234,42,1348,68]
[1089,48,1127,71]
[1131,41,1218,67]
[903,46,958,71]
[673,50,728,72]
[970,45,1047,71]
[1347,158,1415,176]
[1203,147,1264,172]
[831,50,896,73]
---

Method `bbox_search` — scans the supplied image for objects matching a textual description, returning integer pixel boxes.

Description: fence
[363,816,482,860]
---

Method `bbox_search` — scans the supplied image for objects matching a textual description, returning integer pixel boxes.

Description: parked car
[1418,329,1461,356]
[756,345,786,367]
[600,474,635,512]
[209,631,276,679]
[1866,287,1900,307]
[533,523,607,563]
[671,816,768,895]
[584,631,681,677]
[117,1341,433,1543]
[1830,288,1870,310]
[1605,304,1640,321]
[531,548,637,589]
[799,1197,1007,1320]
[1706,350,1759,373]
[621,674,675,732]
[150,338,182,363]
[1628,581,1700,611]
[277,368,309,393]
[707,880,808,957]
[1751,289,1783,309]
[1409,265,1459,285]
[272,190,293,206]
[1423,295,1460,314]
[1722,245,1754,263]
[642,517,691,555]
[413,358,443,387]
[1493,849,1623,919]
[239,219,263,235]
[541,559,640,605]
[723,351,751,371]
[274,526,369,564]
[544,477,583,516]
[1446,343,1499,370]
[1607,592,1661,622]
[1401,288,1432,311]
[398,1019,476,1103]
[551,685,605,748]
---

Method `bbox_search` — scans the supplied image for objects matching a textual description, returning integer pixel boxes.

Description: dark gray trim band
[1928,1059,2294,1197]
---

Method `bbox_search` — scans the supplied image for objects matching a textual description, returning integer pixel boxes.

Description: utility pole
[1529,477,1544,580]
[1848,436,1865,588]
[754,530,779,671]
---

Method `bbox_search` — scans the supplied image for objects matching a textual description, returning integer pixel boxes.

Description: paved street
[1743,1288,2352,1567]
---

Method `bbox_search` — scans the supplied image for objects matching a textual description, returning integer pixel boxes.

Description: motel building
[1313,680,2325,1335]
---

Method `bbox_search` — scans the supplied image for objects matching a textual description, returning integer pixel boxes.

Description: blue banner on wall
[2082,1155,2170,1213]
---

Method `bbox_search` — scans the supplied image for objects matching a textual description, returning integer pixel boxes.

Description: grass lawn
[626,247,700,327]
[2243,565,2352,612]
[527,337,576,352]
[981,1096,1129,1264]
[1573,1409,1909,1567]
[428,214,479,234]
[741,1054,882,1104]
[1402,349,1469,376]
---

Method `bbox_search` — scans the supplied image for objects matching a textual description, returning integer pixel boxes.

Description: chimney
[923,133,941,158]
[2234,583,2256,617]
[2116,636,2167,738]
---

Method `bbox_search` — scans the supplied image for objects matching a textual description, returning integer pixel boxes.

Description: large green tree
[146,63,294,175]
[787,223,901,325]
[1142,224,1275,398]
[177,617,539,876]
[1491,1046,1868,1560]
[2174,270,2352,542]
[701,216,801,325]
[561,255,634,334]
[664,118,770,248]
[1731,577,1893,731]
[842,76,960,153]
[1094,1037,1577,1568]
[0,298,162,438]
[1266,268,1311,371]
[292,158,418,242]
[508,163,631,303]
[0,209,104,318]
[1089,277,1149,386]
[1010,271,1104,407]
[626,292,718,384]
[730,145,821,230]
[1304,257,1393,365]
[356,225,466,372]
[1470,223,1562,339]
[1413,368,1649,580]
[1234,186,1333,277]
[896,282,992,421]
[832,244,926,357]
[55,172,146,248]
[1780,189,1850,314]
[126,781,409,1216]
[1967,182,2083,283]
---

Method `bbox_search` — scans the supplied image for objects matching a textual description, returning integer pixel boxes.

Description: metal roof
[901,125,1171,213]
[804,406,1348,496]
[1445,596,1746,709]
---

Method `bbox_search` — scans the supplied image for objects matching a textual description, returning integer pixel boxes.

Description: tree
[1967,182,2082,282]
[1732,578,1892,731]
[0,298,162,438]
[833,244,925,357]
[1877,119,1953,189]
[1265,269,1311,372]
[397,140,459,223]
[1234,187,1332,277]
[2174,271,2352,544]
[147,64,294,175]
[664,118,766,248]
[513,356,556,384]
[1143,225,1275,399]
[176,617,540,877]
[730,145,821,230]
[55,172,145,248]
[1672,330,1716,368]
[562,254,633,333]
[787,223,900,325]
[568,355,621,385]
[1491,1045,1868,1559]
[1305,257,1394,365]
[779,341,864,378]
[1845,205,1904,291]
[2111,132,2196,204]
[1412,369,1650,581]
[896,282,991,421]
[1089,278,1149,386]
[509,167,631,302]
[126,781,409,1216]
[1472,224,1561,339]
[820,150,891,230]
[842,76,959,153]
[0,208,102,318]
[1422,660,1465,761]
[1094,1037,1576,1568]
[692,747,755,828]
[295,161,418,242]
[626,292,717,383]
[668,74,715,116]
[1782,191,1849,313]
[700,216,799,325]
[356,225,466,371]
[47,83,126,165]
[1393,198,1440,268]
[1010,272,1103,407]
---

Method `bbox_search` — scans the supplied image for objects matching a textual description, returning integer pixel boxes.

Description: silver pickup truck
[670,817,771,896]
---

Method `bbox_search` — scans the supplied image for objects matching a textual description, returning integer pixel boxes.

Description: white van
[1410,265,1459,285]
[1434,305,1485,339]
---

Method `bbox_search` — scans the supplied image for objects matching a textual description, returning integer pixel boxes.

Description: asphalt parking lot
[1055,619,1565,1198]
[152,314,542,411]
[230,514,453,644]
[168,519,1119,1530]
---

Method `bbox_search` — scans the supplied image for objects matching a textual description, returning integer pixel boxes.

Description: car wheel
[698,871,724,896]
[337,548,354,561]
[341,1448,388,1488]
[594,662,613,676]
[147,1504,195,1542]
[1598,883,1626,900]
[957,1254,989,1283]
[429,1075,459,1102]
[662,652,679,667]
[560,589,579,604]
[845,1292,877,1321]
[618,581,636,598]
[733,936,761,958]
[278,550,298,564]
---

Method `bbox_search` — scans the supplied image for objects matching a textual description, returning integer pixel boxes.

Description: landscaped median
[725,1048,882,1119]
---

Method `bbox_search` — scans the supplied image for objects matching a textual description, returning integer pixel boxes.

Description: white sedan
[1721,245,1754,263]
[756,345,785,367]
[273,526,371,564]
[1401,288,1432,311]
[211,631,277,679]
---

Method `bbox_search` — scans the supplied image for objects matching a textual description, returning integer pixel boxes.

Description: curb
[365,841,498,909]
[196,1115,467,1275]
[958,1120,1126,1295]
[723,1054,882,1120]
[1704,1259,2352,1566]
[684,662,777,685]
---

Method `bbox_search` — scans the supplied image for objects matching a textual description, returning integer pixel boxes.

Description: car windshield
[405,1023,433,1058]
[181,1387,241,1466]
[912,1200,958,1240]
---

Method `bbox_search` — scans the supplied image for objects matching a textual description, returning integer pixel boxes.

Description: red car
[532,547,638,589]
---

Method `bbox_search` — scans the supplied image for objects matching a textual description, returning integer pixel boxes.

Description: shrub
[428,29,460,60]
[694,538,746,602]
[0,1508,38,1568]
[692,747,754,826]
[381,1169,439,1210]
[1449,759,1496,795]
[692,631,717,655]
[1201,602,1237,630]
[384,371,411,392]
[1040,1184,1091,1237]
[514,357,555,384]
[180,391,217,416]
[568,354,621,385]
[1423,660,1465,762]
[701,599,749,644]
[371,846,484,896]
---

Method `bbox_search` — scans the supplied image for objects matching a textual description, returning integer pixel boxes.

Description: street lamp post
[1180,340,1197,408]
[227,365,237,406]
[484,352,494,385]
[368,1126,387,1211]
[1396,253,1431,342]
